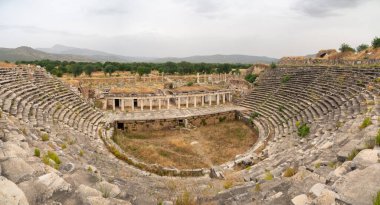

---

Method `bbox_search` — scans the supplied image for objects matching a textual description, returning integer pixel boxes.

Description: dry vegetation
[112,121,257,169]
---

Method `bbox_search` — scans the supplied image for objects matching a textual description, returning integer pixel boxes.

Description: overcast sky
[0,0,379,58]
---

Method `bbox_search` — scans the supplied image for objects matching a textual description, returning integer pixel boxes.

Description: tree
[372,37,380,48]
[270,62,277,69]
[356,44,369,52]
[71,64,83,77]
[103,65,116,76]
[84,65,94,77]
[245,73,257,83]
[339,43,355,53]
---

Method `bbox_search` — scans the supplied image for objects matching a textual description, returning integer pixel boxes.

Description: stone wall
[115,111,237,132]
[278,57,380,66]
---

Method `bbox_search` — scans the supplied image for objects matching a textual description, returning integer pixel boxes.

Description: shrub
[373,191,380,205]
[0,110,2,118]
[255,183,261,192]
[186,81,194,86]
[47,151,61,165]
[79,149,84,157]
[357,44,369,52]
[281,75,290,83]
[314,162,321,169]
[376,129,380,146]
[61,143,67,149]
[359,117,372,130]
[270,62,277,69]
[297,123,310,138]
[98,184,112,198]
[223,180,233,189]
[250,112,259,119]
[219,116,226,122]
[347,149,359,161]
[34,148,40,157]
[175,191,195,205]
[245,73,258,83]
[372,37,380,48]
[278,105,284,112]
[41,134,49,141]
[264,170,273,181]
[283,167,297,177]
[200,119,207,126]
[339,43,355,53]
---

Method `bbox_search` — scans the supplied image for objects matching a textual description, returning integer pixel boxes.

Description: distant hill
[154,54,278,64]
[0,45,278,64]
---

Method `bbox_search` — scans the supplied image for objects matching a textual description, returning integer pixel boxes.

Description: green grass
[347,149,359,161]
[175,191,195,205]
[41,134,49,141]
[283,167,297,177]
[255,183,261,192]
[359,117,372,130]
[34,148,40,157]
[223,180,233,189]
[79,149,84,157]
[376,129,380,146]
[264,170,274,181]
[47,151,61,164]
[281,75,290,83]
[373,191,380,205]
[297,123,310,138]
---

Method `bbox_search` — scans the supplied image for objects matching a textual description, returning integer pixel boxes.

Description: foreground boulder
[352,149,380,168]
[0,157,34,183]
[0,176,29,205]
[333,163,380,205]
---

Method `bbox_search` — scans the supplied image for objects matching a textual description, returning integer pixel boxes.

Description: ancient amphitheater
[0,58,380,205]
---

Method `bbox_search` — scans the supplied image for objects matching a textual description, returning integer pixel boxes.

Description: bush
[372,37,380,48]
[297,123,310,138]
[250,112,259,120]
[175,191,195,205]
[255,183,261,192]
[186,81,194,86]
[223,180,233,189]
[264,170,273,181]
[270,62,277,69]
[47,151,61,164]
[283,167,297,177]
[41,134,49,141]
[376,129,380,146]
[79,149,84,157]
[357,44,369,52]
[34,148,40,157]
[347,149,359,161]
[359,117,372,130]
[281,75,290,83]
[339,43,355,52]
[245,73,258,83]
[373,191,380,205]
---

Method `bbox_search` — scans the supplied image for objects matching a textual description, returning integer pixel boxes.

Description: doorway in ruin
[115,99,120,108]
[117,122,124,130]
[134,99,138,107]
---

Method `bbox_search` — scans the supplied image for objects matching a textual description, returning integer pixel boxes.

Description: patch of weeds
[245,166,252,171]
[61,143,67,149]
[79,149,84,157]
[263,170,274,181]
[41,133,49,141]
[175,191,195,205]
[281,75,290,83]
[376,129,380,146]
[366,139,376,149]
[255,183,261,192]
[34,148,40,157]
[223,180,233,189]
[347,149,359,161]
[359,117,372,130]
[200,119,207,126]
[373,190,380,205]
[219,116,226,122]
[250,112,259,120]
[47,151,61,164]
[314,162,321,169]
[283,167,297,177]
[98,184,112,198]
[295,121,301,127]
[297,123,310,138]
[278,105,284,112]
[87,166,93,172]
[186,81,194,86]
[328,161,337,169]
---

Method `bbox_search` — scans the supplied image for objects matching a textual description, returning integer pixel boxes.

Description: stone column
[149,99,153,111]
[103,99,107,110]
[178,97,181,109]
[141,99,144,111]
[131,99,135,111]
[112,99,116,111]
[201,96,204,106]
[223,94,226,104]
[194,96,197,107]
[167,98,170,109]
[216,94,220,105]
[224,73,227,82]
[209,95,212,106]
[121,99,125,111]
[197,73,199,83]
[186,97,189,108]
[158,99,161,110]
[229,93,232,102]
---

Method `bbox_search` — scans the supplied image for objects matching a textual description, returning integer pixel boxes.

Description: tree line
[16,60,248,77]
[339,36,380,53]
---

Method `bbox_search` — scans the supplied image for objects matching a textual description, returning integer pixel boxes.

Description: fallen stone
[333,164,380,205]
[336,140,361,162]
[0,157,34,183]
[0,142,28,158]
[333,161,356,177]
[85,196,132,205]
[0,176,29,205]
[291,194,309,205]
[61,162,75,173]
[210,166,225,179]
[313,189,340,205]
[37,172,71,198]
[352,149,379,168]
[76,184,102,203]
[309,183,325,197]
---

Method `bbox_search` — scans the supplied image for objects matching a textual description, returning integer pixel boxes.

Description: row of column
[105,93,233,111]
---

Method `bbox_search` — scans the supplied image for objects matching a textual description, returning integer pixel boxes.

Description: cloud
[293,0,370,17]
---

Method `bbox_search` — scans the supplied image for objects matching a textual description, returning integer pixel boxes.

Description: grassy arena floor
[112,121,257,169]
